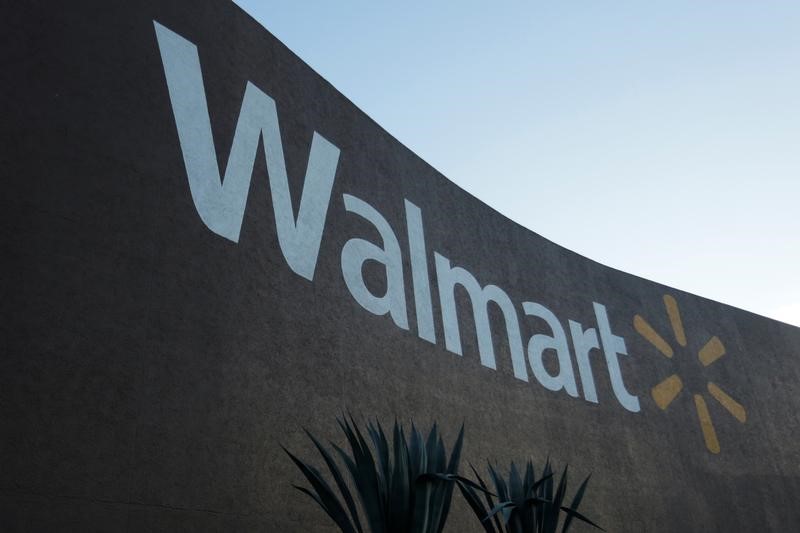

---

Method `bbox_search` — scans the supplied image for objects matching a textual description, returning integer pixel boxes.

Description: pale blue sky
[233,1,799,327]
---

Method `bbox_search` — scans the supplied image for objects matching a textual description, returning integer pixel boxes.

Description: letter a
[341,195,408,330]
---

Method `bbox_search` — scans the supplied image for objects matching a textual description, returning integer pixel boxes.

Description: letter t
[594,302,641,412]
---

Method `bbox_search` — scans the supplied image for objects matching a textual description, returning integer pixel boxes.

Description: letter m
[434,253,528,381]
[153,22,340,281]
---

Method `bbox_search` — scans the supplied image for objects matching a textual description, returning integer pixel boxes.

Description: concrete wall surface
[2,1,799,531]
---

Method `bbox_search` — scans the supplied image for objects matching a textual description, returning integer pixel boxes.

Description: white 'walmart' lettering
[154,22,641,413]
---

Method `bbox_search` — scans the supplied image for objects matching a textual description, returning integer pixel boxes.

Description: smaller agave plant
[284,415,476,533]
[457,459,604,533]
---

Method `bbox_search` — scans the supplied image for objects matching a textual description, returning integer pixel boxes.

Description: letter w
[153,22,340,281]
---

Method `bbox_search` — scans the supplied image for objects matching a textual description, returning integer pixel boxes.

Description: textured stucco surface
[2,1,799,531]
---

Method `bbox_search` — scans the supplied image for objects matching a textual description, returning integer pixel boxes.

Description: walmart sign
[154,21,642,413]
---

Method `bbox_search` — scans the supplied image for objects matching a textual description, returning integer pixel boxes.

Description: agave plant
[284,415,468,533]
[456,459,604,533]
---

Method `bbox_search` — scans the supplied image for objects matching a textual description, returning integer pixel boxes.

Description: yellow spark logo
[634,295,747,454]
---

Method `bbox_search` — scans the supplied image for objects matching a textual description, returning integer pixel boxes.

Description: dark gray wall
[2,1,799,531]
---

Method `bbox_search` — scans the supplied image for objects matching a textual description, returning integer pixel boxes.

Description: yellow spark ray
[633,315,674,358]
[694,394,720,454]
[699,336,726,367]
[663,295,687,347]
[707,382,747,423]
[651,374,683,410]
